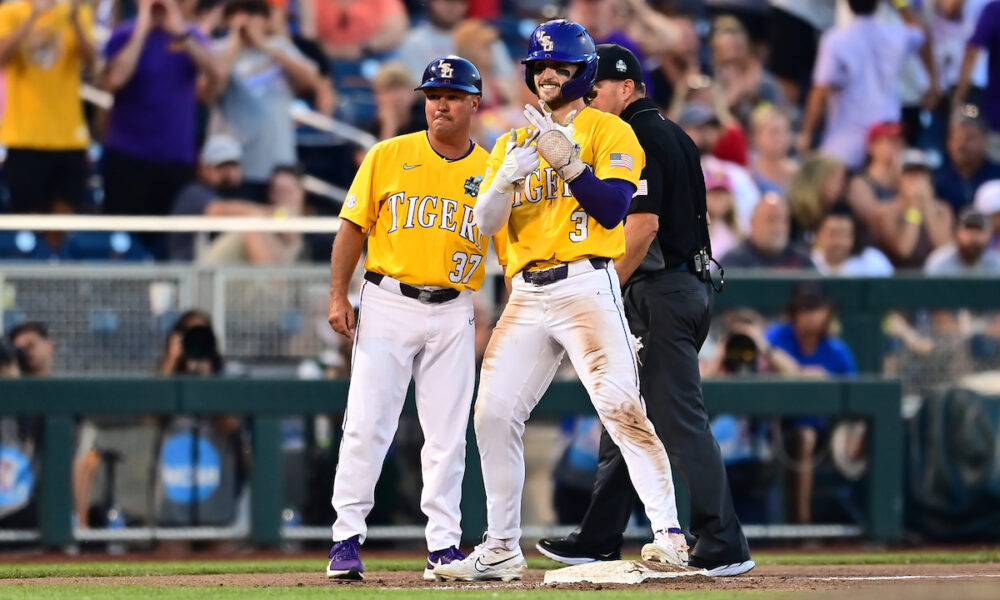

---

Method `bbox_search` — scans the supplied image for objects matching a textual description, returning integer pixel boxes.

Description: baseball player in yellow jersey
[433,21,688,583]
[325,56,498,582]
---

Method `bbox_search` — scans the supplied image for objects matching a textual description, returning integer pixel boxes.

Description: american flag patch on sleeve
[609,152,634,170]
[634,179,648,197]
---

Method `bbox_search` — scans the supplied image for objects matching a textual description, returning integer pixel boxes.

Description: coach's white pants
[331,280,474,551]
[475,261,679,542]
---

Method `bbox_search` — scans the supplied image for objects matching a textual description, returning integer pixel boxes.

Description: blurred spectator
[211,0,318,197]
[0,0,96,214]
[723,192,815,269]
[614,0,677,61]
[99,0,222,246]
[766,0,836,105]
[933,114,1000,214]
[647,13,701,111]
[703,0,769,48]
[684,105,759,228]
[8,321,54,376]
[786,153,846,244]
[799,0,927,170]
[924,207,1000,274]
[0,342,38,531]
[157,310,224,375]
[363,61,425,143]
[704,167,741,260]
[702,309,800,377]
[454,20,519,147]
[811,203,894,277]
[201,165,307,265]
[394,0,513,88]
[975,179,1000,249]
[709,15,785,125]
[871,149,954,269]
[0,343,18,376]
[300,0,407,60]
[169,134,269,260]
[765,281,858,524]
[847,122,905,234]
[749,104,797,195]
[567,0,643,63]
[954,0,1000,161]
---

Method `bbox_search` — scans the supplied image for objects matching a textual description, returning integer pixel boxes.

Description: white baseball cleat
[432,539,527,582]
[640,528,690,566]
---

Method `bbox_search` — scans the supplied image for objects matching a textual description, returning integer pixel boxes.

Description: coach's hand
[495,128,540,194]
[328,293,356,339]
[523,103,585,182]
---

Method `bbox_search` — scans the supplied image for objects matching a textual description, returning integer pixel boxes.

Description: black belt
[364,271,461,304]
[521,257,609,286]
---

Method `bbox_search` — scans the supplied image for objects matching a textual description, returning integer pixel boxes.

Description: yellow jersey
[482,106,644,278]
[0,2,93,149]
[341,131,499,292]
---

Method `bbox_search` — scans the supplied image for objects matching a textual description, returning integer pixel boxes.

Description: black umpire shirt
[621,97,710,280]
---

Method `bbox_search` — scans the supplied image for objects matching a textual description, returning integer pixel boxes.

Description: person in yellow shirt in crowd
[0,0,96,214]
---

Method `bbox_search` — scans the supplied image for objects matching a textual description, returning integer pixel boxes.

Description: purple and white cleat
[326,535,364,580]
[424,545,466,581]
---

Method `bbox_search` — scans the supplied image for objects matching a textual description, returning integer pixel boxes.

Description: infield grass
[0,549,996,579]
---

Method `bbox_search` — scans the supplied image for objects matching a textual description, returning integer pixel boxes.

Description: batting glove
[523,101,586,182]
[494,128,540,194]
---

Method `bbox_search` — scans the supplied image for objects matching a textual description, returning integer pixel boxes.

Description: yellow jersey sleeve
[590,113,644,187]
[492,229,508,269]
[339,143,381,232]
[481,131,510,193]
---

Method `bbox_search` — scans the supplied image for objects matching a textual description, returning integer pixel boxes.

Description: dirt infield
[2,563,998,593]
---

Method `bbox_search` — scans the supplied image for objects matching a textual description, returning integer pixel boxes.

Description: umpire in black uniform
[537,44,754,576]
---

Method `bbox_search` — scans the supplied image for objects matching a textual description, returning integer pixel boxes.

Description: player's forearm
[473,184,513,237]
[566,171,633,229]
[329,220,366,297]
[617,212,658,285]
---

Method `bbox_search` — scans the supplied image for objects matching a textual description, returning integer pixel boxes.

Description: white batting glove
[522,102,586,182]
[494,128,540,194]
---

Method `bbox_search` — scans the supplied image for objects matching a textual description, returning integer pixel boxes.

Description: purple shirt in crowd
[104,23,207,164]
[970,0,1000,131]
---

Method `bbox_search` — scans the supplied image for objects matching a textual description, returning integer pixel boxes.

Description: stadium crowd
[0,0,998,268]
[2,0,1000,536]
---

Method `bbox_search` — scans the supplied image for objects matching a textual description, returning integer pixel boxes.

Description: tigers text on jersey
[482,106,644,277]
[341,131,496,291]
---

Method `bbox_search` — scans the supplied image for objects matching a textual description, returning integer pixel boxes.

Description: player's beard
[536,78,569,110]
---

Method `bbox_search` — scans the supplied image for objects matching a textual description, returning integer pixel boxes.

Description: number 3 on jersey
[569,209,588,242]
[449,251,483,284]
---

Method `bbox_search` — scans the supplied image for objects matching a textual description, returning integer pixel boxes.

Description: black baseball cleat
[536,536,621,566]
[687,556,756,576]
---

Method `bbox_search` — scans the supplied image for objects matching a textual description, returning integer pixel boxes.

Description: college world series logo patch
[464,175,483,197]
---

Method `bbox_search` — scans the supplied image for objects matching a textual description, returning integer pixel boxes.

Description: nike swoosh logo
[403,163,422,170]
[474,555,519,572]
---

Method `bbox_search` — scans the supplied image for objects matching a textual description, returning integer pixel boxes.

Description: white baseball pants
[475,260,679,542]
[331,279,475,551]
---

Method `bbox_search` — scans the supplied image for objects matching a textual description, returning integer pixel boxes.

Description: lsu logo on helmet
[438,60,454,79]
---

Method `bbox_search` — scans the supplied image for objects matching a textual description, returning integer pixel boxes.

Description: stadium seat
[60,231,153,261]
[0,231,58,260]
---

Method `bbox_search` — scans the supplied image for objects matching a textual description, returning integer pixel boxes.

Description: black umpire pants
[572,270,750,563]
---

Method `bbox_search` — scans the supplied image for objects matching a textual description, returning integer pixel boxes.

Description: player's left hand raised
[523,102,585,182]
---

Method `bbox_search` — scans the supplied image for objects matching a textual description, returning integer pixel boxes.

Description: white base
[543,560,708,585]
